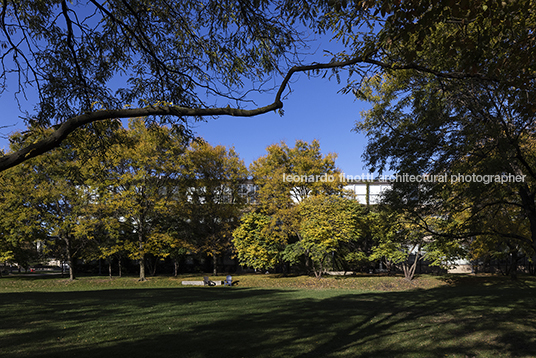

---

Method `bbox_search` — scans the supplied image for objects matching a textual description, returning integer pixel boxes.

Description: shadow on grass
[1,272,65,280]
[1,281,535,358]
[439,273,536,287]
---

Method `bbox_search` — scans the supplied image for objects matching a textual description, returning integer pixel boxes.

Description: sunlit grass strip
[0,273,448,292]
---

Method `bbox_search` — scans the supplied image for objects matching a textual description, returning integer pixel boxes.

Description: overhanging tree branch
[4,46,530,173]
[0,101,282,172]
[0,54,378,172]
[363,58,503,83]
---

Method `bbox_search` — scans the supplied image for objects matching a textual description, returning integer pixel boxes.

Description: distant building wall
[343,181,392,205]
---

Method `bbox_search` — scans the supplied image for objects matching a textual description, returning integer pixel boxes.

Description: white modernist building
[343,181,392,205]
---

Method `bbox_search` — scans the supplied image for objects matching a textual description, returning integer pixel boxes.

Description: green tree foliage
[367,210,425,281]
[6,0,534,277]
[2,1,535,174]
[296,195,362,278]
[0,167,43,272]
[34,157,94,281]
[354,55,536,278]
[252,140,342,207]
[181,140,248,274]
[92,118,187,280]
[463,200,534,278]
[238,140,365,275]
[80,197,130,278]
[309,1,535,278]
[250,139,343,240]
[0,117,251,278]
[232,212,283,271]
[366,209,465,280]
[0,130,100,280]
[308,0,536,88]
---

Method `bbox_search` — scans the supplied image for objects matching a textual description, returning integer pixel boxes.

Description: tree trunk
[313,261,322,278]
[69,263,75,281]
[212,254,217,275]
[146,257,155,276]
[118,257,122,278]
[139,255,146,281]
[510,250,518,280]
[386,259,393,276]
[305,248,311,273]
[64,235,75,281]
[108,260,112,279]
[138,229,146,281]
[314,268,322,278]
[174,258,179,277]
[281,260,289,276]
[151,257,158,276]
[315,256,325,279]
[529,255,536,275]
[404,249,420,281]
[519,184,536,260]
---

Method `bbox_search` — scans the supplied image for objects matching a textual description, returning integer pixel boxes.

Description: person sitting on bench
[203,276,216,286]
[224,274,232,286]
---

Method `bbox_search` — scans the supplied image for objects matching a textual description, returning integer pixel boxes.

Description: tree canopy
[181,140,248,274]
[0,0,333,170]
[297,194,362,278]
[350,1,536,278]
[5,1,534,172]
[234,140,369,276]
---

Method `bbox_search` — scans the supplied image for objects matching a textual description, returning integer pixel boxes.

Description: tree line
[0,119,489,281]
[0,119,248,280]
[0,119,446,280]
[2,117,535,280]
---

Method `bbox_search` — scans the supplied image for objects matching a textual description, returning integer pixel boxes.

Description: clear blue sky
[192,74,372,176]
[0,40,374,176]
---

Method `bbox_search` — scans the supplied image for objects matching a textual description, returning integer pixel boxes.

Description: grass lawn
[1,273,535,358]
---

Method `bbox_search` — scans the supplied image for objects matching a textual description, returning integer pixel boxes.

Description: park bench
[180,276,239,286]
[181,277,222,286]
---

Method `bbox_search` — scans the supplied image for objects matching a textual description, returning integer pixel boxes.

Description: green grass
[1,274,535,358]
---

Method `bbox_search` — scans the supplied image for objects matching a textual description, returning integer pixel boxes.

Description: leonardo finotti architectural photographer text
[282,173,526,184]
